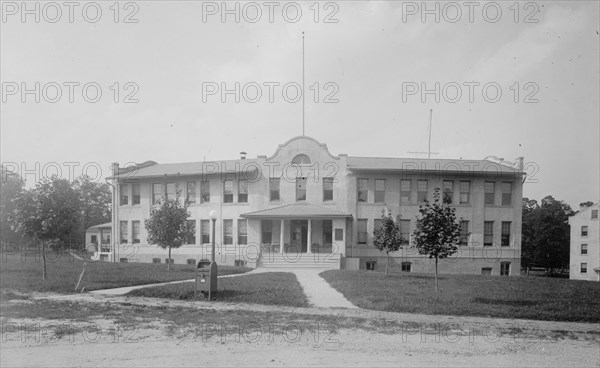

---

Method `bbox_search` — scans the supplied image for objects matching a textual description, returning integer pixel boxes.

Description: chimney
[516,157,524,171]
[240,151,247,160]
[112,162,119,178]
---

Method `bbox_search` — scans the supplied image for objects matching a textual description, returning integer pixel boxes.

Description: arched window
[292,154,311,165]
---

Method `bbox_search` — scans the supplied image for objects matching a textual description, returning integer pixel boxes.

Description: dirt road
[1,294,599,367]
[2,321,598,367]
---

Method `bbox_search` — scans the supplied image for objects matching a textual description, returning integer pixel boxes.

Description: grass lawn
[0,251,250,295]
[320,270,600,322]
[128,272,309,307]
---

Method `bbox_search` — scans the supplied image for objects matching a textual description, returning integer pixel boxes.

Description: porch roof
[241,203,352,219]
[86,222,112,231]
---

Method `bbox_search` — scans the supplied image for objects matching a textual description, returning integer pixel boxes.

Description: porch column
[307,219,312,254]
[279,219,284,254]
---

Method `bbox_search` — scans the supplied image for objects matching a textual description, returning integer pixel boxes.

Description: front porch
[241,203,353,268]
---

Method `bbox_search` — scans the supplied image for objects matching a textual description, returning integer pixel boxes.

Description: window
[400,180,411,203]
[581,263,587,274]
[238,180,248,203]
[373,219,383,235]
[443,181,453,203]
[357,179,368,202]
[292,154,311,165]
[323,220,332,245]
[417,180,428,202]
[500,262,510,276]
[334,228,343,241]
[374,179,385,203]
[201,220,210,244]
[152,183,163,205]
[120,258,128,263]
[120,221,128,244]
[581,226,588,237]
[501,182,512,206]
[459,181,470,204]
[166,182,176,201]
[201,181,210,203]
[187,259,196,266]
[484,182,495,205]
[481,267,492,276]
[132,184,140,205]
[501,221,511,246]
[152,258,161,264]
[459,221,469,245]
[296,177,307,201]
[592,210,599,219]
[186,181,196,203]
[223,180,233,203]
[401,262,412,272]
[185,220,196,245]
[357,219,367,244]
[484,221,494,246]
[91,235,97,244]
[581,244,588,255]
[120,184,129,205]
[223,219,233,245]
[323,178,334,201]
[165,258,174,265]
[262,220,272,244]
[399,220,410,245]
[238,219,247,245]
[269,178,280,201]
[132,221,140,244]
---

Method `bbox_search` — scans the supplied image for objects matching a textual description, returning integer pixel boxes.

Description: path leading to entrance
[289,269,358,309]
[89,266,356,308]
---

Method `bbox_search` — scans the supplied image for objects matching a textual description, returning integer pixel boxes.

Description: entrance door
[291,220,308,253]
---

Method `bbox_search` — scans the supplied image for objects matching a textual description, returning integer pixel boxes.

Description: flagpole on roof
[428,109,433,159]
[302,31,305,137]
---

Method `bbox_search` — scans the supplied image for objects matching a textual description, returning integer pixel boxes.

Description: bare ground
[1,292,599,367]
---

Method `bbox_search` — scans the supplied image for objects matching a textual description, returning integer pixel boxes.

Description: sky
[1,0,599,209]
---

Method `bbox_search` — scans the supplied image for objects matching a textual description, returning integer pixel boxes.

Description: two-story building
[99,136,525,276]
[569,203,600,281]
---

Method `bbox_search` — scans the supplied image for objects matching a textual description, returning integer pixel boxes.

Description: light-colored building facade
[569,203,600,281]
[103,136,524,275]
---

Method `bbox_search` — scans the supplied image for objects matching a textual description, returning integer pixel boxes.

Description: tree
[372,211,405,276]
[1,165,25,243]
[579,201,594,209]
[144,192,191,270]
[13,177,81,280]
[412,188,461,292]
[73,176,111,248]
[521,196,573,275]
[521,197,539,274]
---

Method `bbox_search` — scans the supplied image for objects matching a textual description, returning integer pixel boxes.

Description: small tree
[13,177,80,280]
[413,188,461,292]
[372,211,404,276]
[144,192,191,270]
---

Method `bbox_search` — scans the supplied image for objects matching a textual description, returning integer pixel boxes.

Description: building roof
[86,222,112,231]
[570,203,599,219]
[241,203,352,219]
[108,159,260,180]
[346,156,523,174]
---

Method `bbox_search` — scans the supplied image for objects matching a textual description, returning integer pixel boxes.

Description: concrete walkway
[33,292,600,335]
[90,270,263,295]
[90,267,357,309]
[290,269,357,308]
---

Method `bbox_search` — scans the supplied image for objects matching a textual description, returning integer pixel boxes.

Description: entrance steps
[258,252,341,269]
